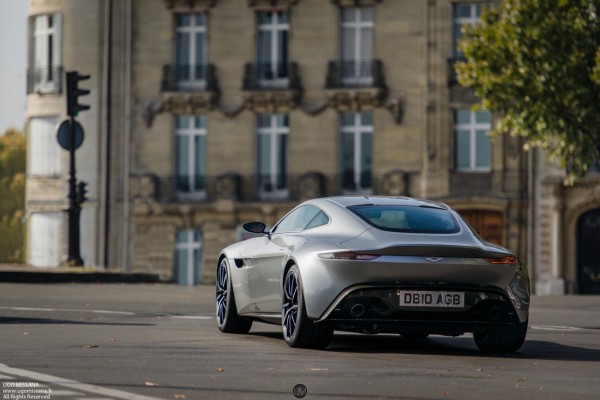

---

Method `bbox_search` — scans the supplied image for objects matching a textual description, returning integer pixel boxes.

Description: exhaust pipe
[488,306,502,321]
[350,302,367,318]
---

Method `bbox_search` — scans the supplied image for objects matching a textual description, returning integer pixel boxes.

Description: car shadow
[249,330,600,362]
[0,316,155,326]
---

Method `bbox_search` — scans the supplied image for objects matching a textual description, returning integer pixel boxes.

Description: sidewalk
[0,264,162,284]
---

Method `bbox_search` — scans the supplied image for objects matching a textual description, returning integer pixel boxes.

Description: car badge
[425,257,443,263]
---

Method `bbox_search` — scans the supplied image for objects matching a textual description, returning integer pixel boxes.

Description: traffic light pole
[63,70,90,266]
[66,116,83,266]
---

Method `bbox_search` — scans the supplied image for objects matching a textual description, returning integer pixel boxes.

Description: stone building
[25,0,536,287]
[531,154,600,295]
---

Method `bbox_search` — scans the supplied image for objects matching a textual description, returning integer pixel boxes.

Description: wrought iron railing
[447,57,466,86]
[243,62,301,91]
[26,66,63,94]
[161,63,218,92]
[325,60,386,89]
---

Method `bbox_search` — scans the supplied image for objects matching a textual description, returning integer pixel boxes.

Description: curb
[0,266,162,284]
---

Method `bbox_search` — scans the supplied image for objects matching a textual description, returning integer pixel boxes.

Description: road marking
[0,363,163,400]
[0,306,215,321]
[50,390,85,396]
[0,306,135,316]
[530,325,586,331]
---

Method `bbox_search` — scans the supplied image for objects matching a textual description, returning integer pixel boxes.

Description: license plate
[399,290,465,308]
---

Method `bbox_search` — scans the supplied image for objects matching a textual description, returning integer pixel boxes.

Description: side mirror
[243,222,267,234]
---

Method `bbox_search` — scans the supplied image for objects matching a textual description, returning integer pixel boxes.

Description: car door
[249,205,322,313]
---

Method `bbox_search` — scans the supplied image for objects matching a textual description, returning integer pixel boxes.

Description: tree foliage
[456,0,600,183]
[0,128,26,263]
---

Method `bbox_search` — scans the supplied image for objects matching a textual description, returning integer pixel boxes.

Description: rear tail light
[318,251,380,260]
[484,256,519,265]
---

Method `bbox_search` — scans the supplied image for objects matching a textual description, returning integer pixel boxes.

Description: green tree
[0,128,26,263]
[456,0,600,183]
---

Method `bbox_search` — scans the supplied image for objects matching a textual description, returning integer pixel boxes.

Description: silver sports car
[216,196,530,352]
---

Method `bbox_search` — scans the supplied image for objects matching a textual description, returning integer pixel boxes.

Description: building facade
[532,154,600,295]
[25,0,538,288]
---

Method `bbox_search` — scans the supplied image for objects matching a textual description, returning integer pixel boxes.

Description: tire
[473,321,527,352]
[216,258,252,334]
[282,265,333,349]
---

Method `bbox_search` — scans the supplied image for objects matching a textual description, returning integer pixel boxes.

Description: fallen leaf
[145,381,158,387]
[216,368,224,372]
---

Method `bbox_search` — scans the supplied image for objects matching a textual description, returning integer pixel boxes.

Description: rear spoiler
[357,245,509,259]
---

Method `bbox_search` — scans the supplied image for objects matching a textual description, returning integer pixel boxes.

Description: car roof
[319,196,449,210]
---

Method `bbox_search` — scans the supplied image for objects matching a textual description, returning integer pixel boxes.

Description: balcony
[243,62,301,91]
[326,60,385,88]
[161,64,218,92]
[26,67,62,94]
[325,60,387,110]
[447,57,480,104]
[447,57,465,87]
[242,62,302,112]
[159,64,219,115]
[130,171,414,204]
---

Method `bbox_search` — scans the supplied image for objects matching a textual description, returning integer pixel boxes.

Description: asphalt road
[0,283,599,400]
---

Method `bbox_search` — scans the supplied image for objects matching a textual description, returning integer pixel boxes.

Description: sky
[0,0,28,134]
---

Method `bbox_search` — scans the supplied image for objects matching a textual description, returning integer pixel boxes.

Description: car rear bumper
[316,284,527,330]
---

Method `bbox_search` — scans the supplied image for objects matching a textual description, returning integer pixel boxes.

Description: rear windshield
[348,205,460,234]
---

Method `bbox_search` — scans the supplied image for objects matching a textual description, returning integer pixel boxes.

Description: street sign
[56,119,84,150]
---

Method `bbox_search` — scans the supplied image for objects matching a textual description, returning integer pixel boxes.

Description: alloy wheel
[282,270,299,341]
[216,259,228,327]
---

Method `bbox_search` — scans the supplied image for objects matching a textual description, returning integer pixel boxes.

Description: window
[175,13,207,89]
[31,13,62,93]
[340,112,373,192]
[273,205,326,233]
[28,116,60,176]
[305,211,329,230]
[175,116,207,198]
[257,114,288,198]
[340,7,374,85]
[28,213,61,267]
[454,110,491,171]
[174,229,203,285]
[349,205,461,234]
[453,3,482,58]
[257,10,289,87]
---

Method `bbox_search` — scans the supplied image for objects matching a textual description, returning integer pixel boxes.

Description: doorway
[577,209,600,294]
[458,209,503,246]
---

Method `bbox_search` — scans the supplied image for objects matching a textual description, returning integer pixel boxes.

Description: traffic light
[76,181,88,205]
[66,71,90,117]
